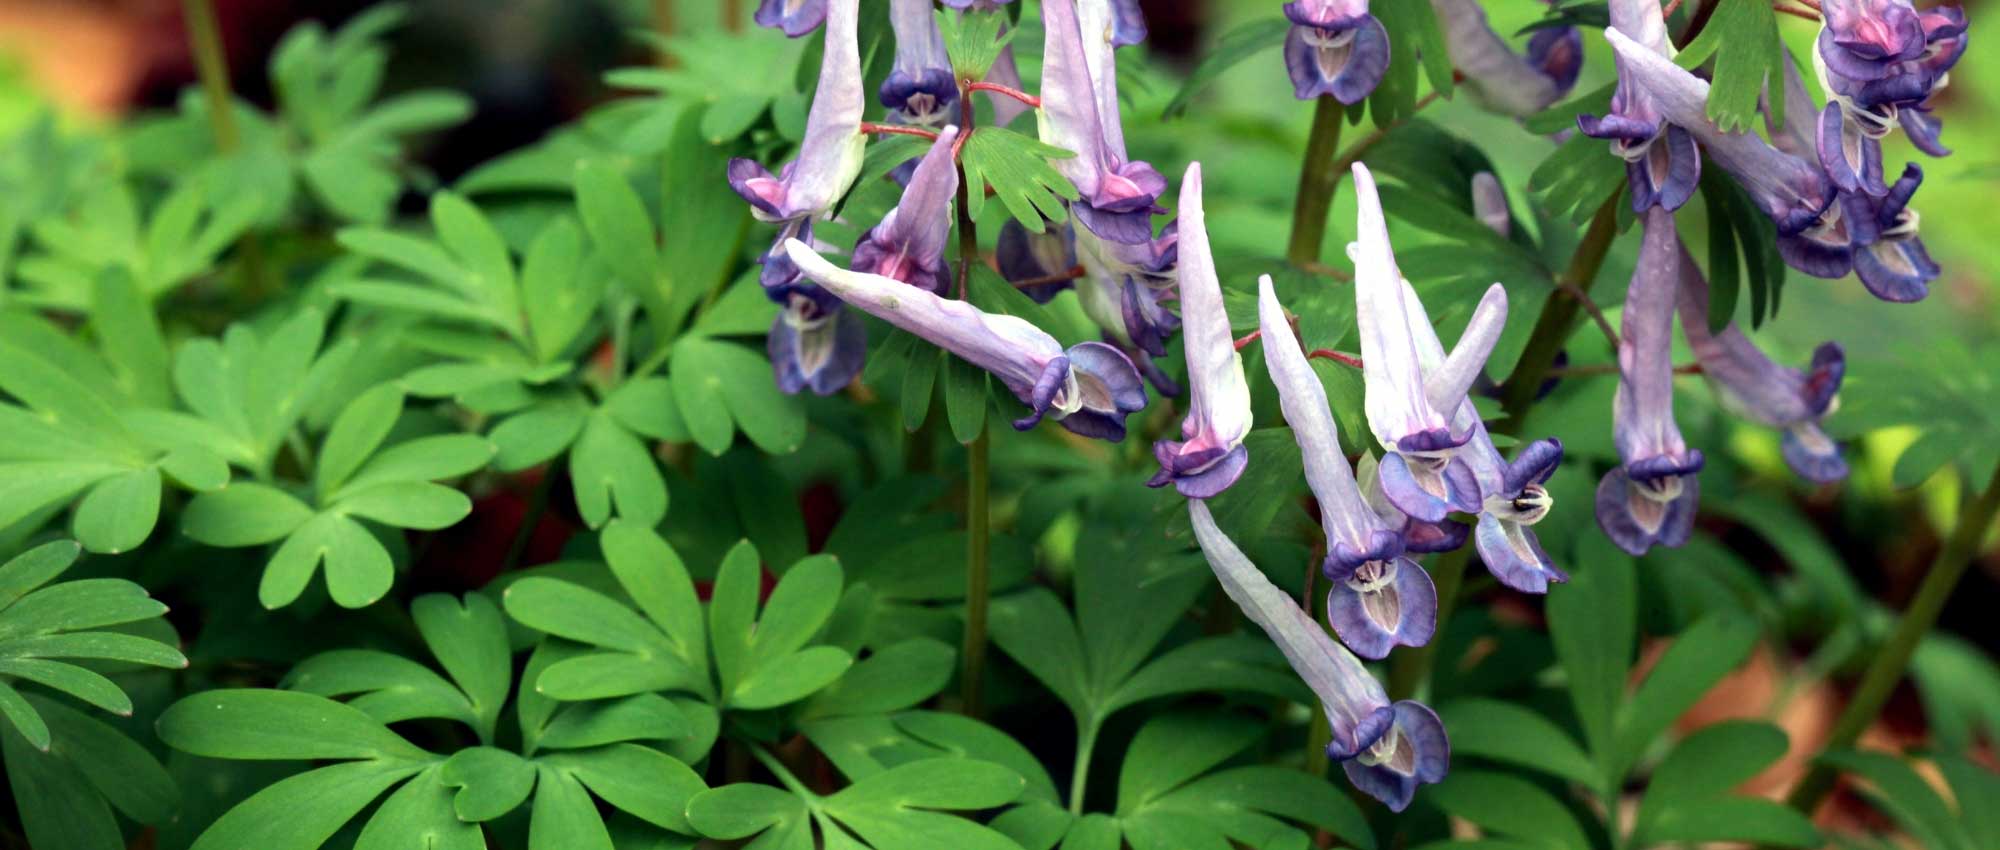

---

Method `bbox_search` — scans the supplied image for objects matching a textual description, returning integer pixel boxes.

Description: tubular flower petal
[1187,500,1447,811]
[1149,164,1252,497]
[755,0,830,36]
[1284,1,1390,104]
[1351,164,1486,523]
[1039,0,1168,244]
[851,126,960,295]
[1604,27,1835,239]
[1358,454,1473,555]
[997,217,1079,304]
[1432,0,1578,118]
[880,0,958,126]
[730,0,867,226]
[1597,208,1702,555]
[1580,0,1700,212]
[1841,163,1938,302]
[1259,275,1433,658]
[1676,244,1849,483]
[785,239,1147,440]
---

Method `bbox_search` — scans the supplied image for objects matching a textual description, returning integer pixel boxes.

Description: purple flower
[1433,0,1580,118]
[1283,1,1389,104]
[881,0,958,127]
[1351,164,1491,525]
[1841,163,1939,302]
[784,239,1147,439]
[1260,274,1436,659]
[1039,0,1167,245]
[1603,27,1838,259]
[1187,499,1447,811]
[1465,433,1568,592]
[755,0,829,37]
[997,218,1078,303]
[730,0,865,225]
[1596,208,1703,556]
[1148,164,1253,498]
[1356,454,1471,554]
[1580,0,1700,212]
[1472,172,1511,237]
[1814,2,1966,160]
[1675,243,1848,483]
[770,295,867,396]
[1818,102,1888,197]
[1074,219,1179,354]
[851,126,960,295]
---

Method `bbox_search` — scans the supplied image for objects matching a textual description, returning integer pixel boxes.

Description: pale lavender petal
[1595,465,1699,555]
[851,126,961,294]
[1423,283,1507,415]
[1433,0,1564,117]
[1817,104,1888,196]
[732,0,865,221]
[1152,163,1253,495]
[1612,208,1689,464]
[1039,0,1113,201]
[1474,512,1566,594]
[1351,163,1452,450]
[756,0,829,36]
[1341,700,1450,812]
[769,301,866,395]
[1188,500,1394,761]
[1472,172,1510,237]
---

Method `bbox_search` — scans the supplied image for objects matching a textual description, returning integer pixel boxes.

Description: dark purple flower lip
[1783,427,1851,484]
[1282,2,1368,31]
[1503,438,1564,494]
[1120,278,1179,358]
[1010,355,1073,433]
[1577,111,1662,144]
[727,159,791,220]
[1325,528,1407,581]
[1324,704,1396,762]
[1528,26,1584,96]
[1146,442,1249,499]
[1327,556,1437,659]
[755,0,829,37]
[1340,700,1449,812]
[1399,517,1470,553]
[1626,450,1706,483]
[1395,427,1471,454]
[1802,343,1846,416]
[878,68,959,121]
[1284,14,1389,104]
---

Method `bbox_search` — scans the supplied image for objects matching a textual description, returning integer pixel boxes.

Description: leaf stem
[1068,716,1101,814]
[1495,192,1623,435]
[968,80,1041,108]
[182,0,237,152]
[860,122,942,141]
[1781,463,2000,819]
[1286,97,1346,265]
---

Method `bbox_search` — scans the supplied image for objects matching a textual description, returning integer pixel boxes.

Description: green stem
[1286,98,1346,265]
[749,743,819,802]
[1387,547,1472,700]
[183,0,238,152]
[1782,463,2000,818]
[502,470,556,572]
[961,428,992,716]
[1068,717,1101,814]
[1495,192,1623,435]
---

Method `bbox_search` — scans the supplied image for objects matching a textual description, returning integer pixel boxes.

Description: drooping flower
[1187,499,1448,811]
[1039,0,1168,245]
[1351,164,1486,524]
[1579,0,1700,212]
[1356,453,1470,555]
[730,0,866,229]
[785,239,1148,439]
[1603,27,1840,268]
[1073,222,1179,357]
[1148,164,1252,498]
[1283,1,1390,103]
[755,0,829,37]
[770,295,867,396]
[1814,3,1966,171]
[1260,274,1436,659]
[1432,0,1582,118]
[881,0,958,127]
[1843,163,1939,302]
[1596,208,1703,556]
[1675,243,1849,483]
[851,126,959,295]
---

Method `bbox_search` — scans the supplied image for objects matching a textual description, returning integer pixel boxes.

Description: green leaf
[575,159,660,289]
[1438,698,1596,786]
[1161,18,1290,119]
[36,696,178,823]
[675,338,806,455]
[1116,711,1264,813]
[0,660,129,716]
[1678,0,1783,130]
[529,765,616,850]
[491,400,589,471]
[411,593,512,735]
[571,414,668,528]
[1612,614,1759,776]
[0,541,81,608]
[89,267,172,407]
[0,680,48,749]
[542,743,707,834]
[353,766,483,850]
[182,483,315,547]
[600,522,707,674]
[1821,749,1977,850]
[944,355,989,445]
[825,757,1025,812]
[521,217,603,362]
[960,128,1078,231]
[1428,770,1590,850]
[731,645,853,710]
[685,782,808,842]
[314,382,404,499]
[157,689,430,762]
[1634,722,1815,847]
[187,760,421,850]
[1639,797,1820,848]
[261,512,395,609]
[1547,533,1635,764]
[986,588,1091,714]
[803,638,954,718]
[71,466,160,554]
[340,434,495,492]
[1894,427,1961,489]
[440,746,535,821]
[538,694,688,750]
[430,191,517,309]
[335,481,472,530]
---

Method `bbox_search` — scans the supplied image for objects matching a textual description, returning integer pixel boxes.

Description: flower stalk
[955,77,991,719]
[1286,98,1347,264]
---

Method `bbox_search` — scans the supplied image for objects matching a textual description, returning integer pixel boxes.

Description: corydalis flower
[1432,0,1582,118]
[1842,163,1938,302]
[1602,28,1838,266]
[1039,0,1167,245]
[1260,275,1436,659]
[1676,244,1849,483]
[1351,164,1489,525]
[1597,208,1703,556]
[771,294,866,395]
[1188,500,1447,811]
[756,0,828,36]
[1073,221,1179,358]
[1283,1,1389,104]
[881,0,957,126]
[730,0,865,228]
[997,217,1078,303]
[1148,164,1251,498]
[1579,0,1700,212]
[852,126,959,294]
[784,240,1147,439]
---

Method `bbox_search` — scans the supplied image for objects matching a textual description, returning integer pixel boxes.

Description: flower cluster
[1168,162,1574,810]
[1587,0,1966,302]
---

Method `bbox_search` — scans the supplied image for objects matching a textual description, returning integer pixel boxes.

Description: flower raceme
[1596,208,1704,556]
[1188,500,1447,811]
[783,239,1148,440]
[1146,163,1252,498]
